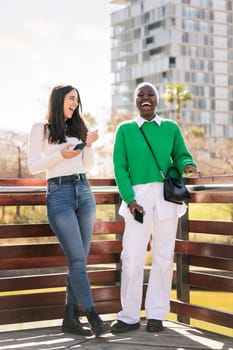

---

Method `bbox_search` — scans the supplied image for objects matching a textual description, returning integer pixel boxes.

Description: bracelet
[127,200,136,208]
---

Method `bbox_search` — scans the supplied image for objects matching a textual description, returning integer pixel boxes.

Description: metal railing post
[114,192,123,286]
[176,204,190,324]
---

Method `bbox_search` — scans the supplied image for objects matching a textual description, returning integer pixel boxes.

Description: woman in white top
[28,84,108,337]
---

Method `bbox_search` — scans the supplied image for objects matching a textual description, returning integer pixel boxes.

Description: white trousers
[117,183,182,324]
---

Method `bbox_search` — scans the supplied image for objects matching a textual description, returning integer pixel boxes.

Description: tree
[163,82,192,127]
[185,127,233,176]
[0,130,30,219]
[0,131,29,178]
[106,111,134,133]
[82,112,96,128]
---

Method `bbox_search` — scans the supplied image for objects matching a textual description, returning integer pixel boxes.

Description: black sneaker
[111,320,140,333]
[146,319,164,332]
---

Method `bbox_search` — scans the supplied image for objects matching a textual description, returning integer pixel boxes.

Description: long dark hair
[45,85,88,144]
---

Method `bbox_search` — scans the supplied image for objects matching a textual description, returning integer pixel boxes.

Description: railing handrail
[0,186,119,194]
[188,184,233,191]
[0,184,233,194]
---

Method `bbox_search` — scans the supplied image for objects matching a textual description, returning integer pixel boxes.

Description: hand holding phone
[73,142,86,150]
[133,209,143,223]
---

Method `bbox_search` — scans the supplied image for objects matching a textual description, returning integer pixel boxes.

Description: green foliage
[96,205,116,222]
[188,203,233,244]
[163,82,192,122]
[0,206,47,224]
[3,202,229,244]
[189,203,232,221]
[0,204,117,225]
[186,126,205,139]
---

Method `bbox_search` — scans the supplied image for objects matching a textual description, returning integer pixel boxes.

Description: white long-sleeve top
[27,121,94,180]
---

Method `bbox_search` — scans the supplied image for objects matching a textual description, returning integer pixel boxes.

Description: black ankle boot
[85,307,109,337]
[62,306,92,336]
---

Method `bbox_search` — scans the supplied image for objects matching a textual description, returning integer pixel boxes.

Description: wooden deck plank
[0,320,232,349]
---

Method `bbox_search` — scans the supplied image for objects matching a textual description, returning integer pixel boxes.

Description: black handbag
[139,127,191,205]
[163,166,191,204]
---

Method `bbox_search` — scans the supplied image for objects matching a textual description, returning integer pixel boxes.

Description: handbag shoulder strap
[139,126,165,179]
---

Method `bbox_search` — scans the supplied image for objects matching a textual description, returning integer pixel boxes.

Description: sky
[0,0,124,134]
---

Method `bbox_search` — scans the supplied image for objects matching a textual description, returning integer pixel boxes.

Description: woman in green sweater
[111,82,200,334]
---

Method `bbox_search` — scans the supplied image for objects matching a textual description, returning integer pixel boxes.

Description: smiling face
[63,89,79,120]
[135,84,158,120]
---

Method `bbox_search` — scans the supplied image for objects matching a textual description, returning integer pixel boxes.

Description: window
[146,37,154,45]
[147,21,163,33]
[227,0,232,11]
[136,78,144,85]
[162,72,167,83]
[150,47,162,57]
[144,36,154,48]
[134,28,141,39]
[169,57,176,68]
[143,12,150,24]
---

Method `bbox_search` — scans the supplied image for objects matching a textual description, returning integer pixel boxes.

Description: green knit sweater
[113,118,197,205]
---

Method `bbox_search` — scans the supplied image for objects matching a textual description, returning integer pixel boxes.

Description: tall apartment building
[111,0,233,139]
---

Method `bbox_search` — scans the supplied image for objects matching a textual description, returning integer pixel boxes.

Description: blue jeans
[46,174,96,311]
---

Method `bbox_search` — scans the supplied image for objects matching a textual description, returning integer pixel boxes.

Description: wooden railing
[0,176,232,333]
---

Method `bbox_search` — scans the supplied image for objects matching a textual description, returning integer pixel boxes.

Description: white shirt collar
[135,114,161,128]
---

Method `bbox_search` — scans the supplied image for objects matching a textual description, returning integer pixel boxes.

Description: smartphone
[133,209,143,223]
[73,142,86,150]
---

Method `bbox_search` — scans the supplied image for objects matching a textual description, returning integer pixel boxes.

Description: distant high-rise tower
[111,0,233,139]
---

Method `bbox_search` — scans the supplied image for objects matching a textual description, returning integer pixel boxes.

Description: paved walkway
[0,320,232,350]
